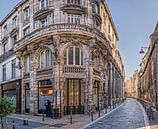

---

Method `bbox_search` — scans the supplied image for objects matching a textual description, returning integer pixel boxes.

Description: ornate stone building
[139,23,158,109]
[0,0,125,116]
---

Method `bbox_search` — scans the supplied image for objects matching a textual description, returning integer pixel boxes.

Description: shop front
[2,79,21,113]
[64,79,84,115]
[38,80,53,113]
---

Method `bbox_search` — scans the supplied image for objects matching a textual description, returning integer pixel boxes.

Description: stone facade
[0,0,125,116]
[138,23,158,109]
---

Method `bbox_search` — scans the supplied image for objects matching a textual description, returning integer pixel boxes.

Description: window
[4,42,9,53]
[12,16,17,28]
[38,49,52,69]
[12,59,16,79]
[68,15,81,24]
[40,18,48,27]
[2,64,6,81]
[24,7,30,20]
[67,0,81,5]
[108,25,111,34]
[92,3,99,14]
[23,26,30,37]
[24,55,30,73]
[12,34,18,45]
[65,46,83,65]
[3,25,7,36]
[41,0,48,9]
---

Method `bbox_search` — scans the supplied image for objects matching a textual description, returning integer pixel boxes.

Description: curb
[79,101,127,129]
[136,100,150,129]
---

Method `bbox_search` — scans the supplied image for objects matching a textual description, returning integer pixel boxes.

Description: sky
[0,0,158,79]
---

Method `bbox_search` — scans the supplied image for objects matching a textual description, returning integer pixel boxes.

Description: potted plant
[0,97,15,129]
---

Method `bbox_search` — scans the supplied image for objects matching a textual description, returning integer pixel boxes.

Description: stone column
[29,47,38,115]
[16,52,25,114]
[84,39,95,113]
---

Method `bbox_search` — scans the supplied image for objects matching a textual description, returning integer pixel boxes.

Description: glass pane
[75,47,80,65]
[68,47,73,65]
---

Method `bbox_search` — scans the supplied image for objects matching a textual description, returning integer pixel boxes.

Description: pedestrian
[148,105,154,120]
[45,100,51,117]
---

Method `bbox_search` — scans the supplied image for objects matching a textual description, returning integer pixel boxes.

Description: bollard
[70,115,72,124]
[42,109,45,121]
[70,108,72,124]
[91,111,93,121]
[98,109,100,117]
[12,120,15,129]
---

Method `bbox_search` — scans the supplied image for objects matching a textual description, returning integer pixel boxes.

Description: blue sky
[0,0,158,79]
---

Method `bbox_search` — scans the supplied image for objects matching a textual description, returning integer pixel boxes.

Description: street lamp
[139,47,148,54]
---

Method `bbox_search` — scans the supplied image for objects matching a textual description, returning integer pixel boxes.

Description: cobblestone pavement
[84,99,147,129]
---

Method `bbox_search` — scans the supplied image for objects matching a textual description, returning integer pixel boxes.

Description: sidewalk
[9,102,123,129]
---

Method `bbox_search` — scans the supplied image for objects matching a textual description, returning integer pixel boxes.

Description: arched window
[64,46,83,65]
[38,49,53,69]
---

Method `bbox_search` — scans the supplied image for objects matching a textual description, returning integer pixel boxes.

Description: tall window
[4,42,9,53]
[68,15,81,24]
[3,25,7,36]
[65,46,83,65]
[24,55,30,73]
[38,49,52,69]
[12,59,16,79]
[67,0,81,5]
[41,0,48,9]
[40,18,48,27]
[23,26,30,37]
[92,3,99,14]
[2,64,6,81]
[23,6,30,20]
[12,16,17,28]
[12,34,18,45]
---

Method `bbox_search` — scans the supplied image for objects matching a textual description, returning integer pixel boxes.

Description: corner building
[0,0,125,116]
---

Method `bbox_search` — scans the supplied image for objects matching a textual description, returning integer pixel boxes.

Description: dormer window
[67,0,81,5]
[41,0,48,9]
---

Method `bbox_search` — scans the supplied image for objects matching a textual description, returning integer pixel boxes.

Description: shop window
[38,80,53,113]
[65,46,83,65]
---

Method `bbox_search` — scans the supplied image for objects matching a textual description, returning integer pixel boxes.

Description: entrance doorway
[64,79,84,115]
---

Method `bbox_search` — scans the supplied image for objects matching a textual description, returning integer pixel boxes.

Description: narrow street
[84,99,148,129]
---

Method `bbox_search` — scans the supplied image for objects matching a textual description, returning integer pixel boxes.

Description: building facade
[125,70,139,98]
[138,23,158,109]
[0,0,125,116]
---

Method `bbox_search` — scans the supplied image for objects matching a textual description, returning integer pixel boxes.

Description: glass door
[64,79,83,114]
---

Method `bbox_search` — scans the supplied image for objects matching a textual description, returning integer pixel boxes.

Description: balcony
[15,23,112,53]
[34,7,53,20]
[63,65,85,73]
[61,3,86,15]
